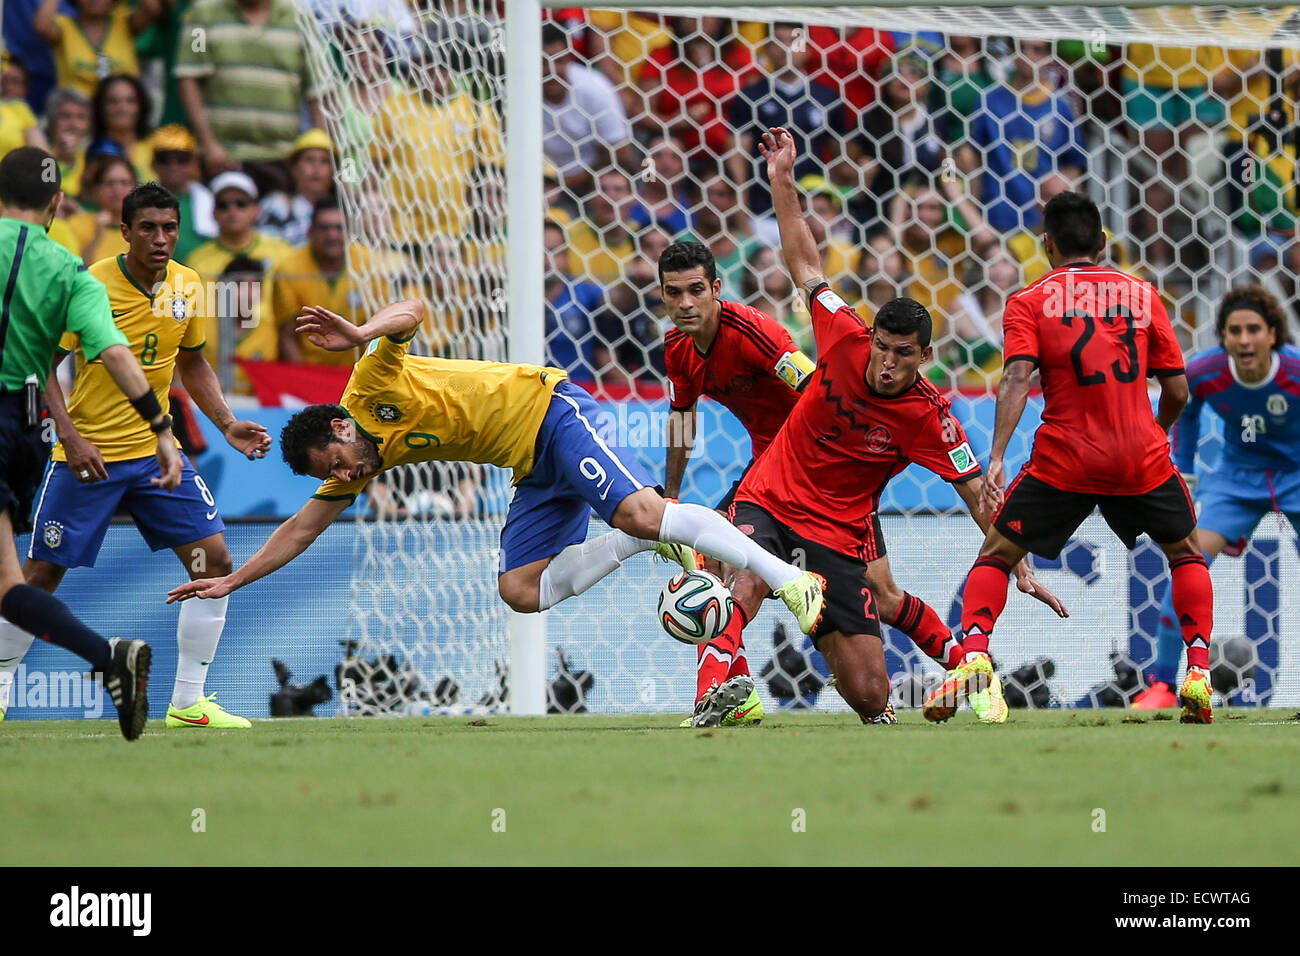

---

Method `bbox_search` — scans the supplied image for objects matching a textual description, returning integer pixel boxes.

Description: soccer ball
[657,570,734,645]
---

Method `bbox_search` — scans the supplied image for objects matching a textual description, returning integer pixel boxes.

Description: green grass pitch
[3,709,1298,866]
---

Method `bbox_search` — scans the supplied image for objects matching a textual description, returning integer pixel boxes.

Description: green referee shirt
[0,218,128,393]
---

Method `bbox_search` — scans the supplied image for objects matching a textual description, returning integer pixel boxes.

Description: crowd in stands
[3,3,1300,405]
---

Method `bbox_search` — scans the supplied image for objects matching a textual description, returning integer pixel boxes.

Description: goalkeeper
[167,300,827,631]
[1135,284,1300,708]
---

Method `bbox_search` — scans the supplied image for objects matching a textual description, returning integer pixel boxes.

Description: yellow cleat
[166,692,252,729]
[720,686,764,726]
[923,652,994,723]
[969,668,1008,724]
[776,571,827,635]
[654,541,702,572]
[1178,668,1213,724]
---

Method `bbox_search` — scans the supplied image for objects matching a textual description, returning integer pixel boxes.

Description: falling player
[0,182,271,730]
[165,299,827,635]
[685,127,1064,728]
[660,239,1064,727]
[924,190,1216,724]
[1134,285,1300,709]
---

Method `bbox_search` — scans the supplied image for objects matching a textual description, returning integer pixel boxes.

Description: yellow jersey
[55,255,206,463]
[185,232,294,367]
[0,99,38,157]
[312,335,566,503]
[51,7,140,99]
[66,211,128,264]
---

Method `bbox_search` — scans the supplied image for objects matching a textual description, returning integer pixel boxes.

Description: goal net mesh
[292,2,1300,715]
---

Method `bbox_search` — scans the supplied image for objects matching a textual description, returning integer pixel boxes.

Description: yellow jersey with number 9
[53,255,206,463]
[312,335,567,503]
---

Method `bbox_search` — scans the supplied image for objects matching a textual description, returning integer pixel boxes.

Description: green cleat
[689,675,755,728]
[923,651,994,723]
[968,668,1008,723]
[775,571,827,635]
[720,686,764,726]
[166,692,252,729]
[1178,667,1213,724]
[654,541,701,572]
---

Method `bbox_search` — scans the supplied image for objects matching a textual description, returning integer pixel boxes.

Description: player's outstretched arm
[97,343,183,490]
[759,127,825,294]
[984,359,1035,514]
[663,401,698,500]
[175,348,271,461]
[295,299,426,352]
[166,495,350,603]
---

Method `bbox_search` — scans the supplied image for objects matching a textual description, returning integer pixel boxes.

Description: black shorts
[715,460,754,513]
[731,500,882,644]
[995,470,1196,560]
[0,395,51,535]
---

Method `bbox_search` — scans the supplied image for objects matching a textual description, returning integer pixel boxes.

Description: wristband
[129,389,164,423]
[150,414,173,434]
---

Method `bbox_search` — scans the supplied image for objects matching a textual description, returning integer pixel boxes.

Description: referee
[0,147,182,740]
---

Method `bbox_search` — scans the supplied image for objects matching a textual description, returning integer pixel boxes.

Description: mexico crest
[1267,393,1288,417]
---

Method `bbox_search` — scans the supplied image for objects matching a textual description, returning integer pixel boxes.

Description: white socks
[172,595,228,709]
[0,619,35,711]
[537,530,654,610]
[659,501,800,591]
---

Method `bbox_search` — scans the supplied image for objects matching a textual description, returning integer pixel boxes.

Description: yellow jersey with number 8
[53,255,206,463]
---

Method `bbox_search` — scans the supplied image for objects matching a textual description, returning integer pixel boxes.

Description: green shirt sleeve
[64,269,128,362]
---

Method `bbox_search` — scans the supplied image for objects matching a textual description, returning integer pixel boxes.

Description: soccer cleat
[776,571,827,635]
[720,686,764,726]
[969,668,1008,723]
[1132,680,1178,710]
[166,693,253,729]
[103,638,151,741]
[690,675,755,728]
[654,540,702,572]
[922,652,994,723]
[860,701,897,725]
[1178,668,1213,724]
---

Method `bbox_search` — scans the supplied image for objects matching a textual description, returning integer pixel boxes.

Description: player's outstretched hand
[226,420,272,460]
[64,433,109,483]
[758,127,797,182]
[1014,564,1069,618]
[981,457,1006,515]
[152,437,183,490]
[296,305,366,351]
[167,575,236,603]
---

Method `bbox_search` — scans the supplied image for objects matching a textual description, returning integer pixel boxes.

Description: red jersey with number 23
[665,300,814,459]
[1002,264,1185,495]
[737,284,982,560]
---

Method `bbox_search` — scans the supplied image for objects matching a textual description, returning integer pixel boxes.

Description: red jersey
[639,43,757,156]
[665,301,813,460]
[1002,264,1186,494]
[737,284,982,560]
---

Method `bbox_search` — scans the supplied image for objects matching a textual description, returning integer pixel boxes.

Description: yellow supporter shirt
[66,211,128,263]
[1225,47,1300,142]
[54,255,205,463]
[271,244,411,367]
[371,87,505,244]
[1122,44,1223,90]
[185,233,294,366]
[567,221,634,284]
[0,99,39,157]
[312,334,566,503]
[51,7,139,99]
[46,218,81,258]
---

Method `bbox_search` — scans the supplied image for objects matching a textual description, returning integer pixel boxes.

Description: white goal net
[293,1,1300,716]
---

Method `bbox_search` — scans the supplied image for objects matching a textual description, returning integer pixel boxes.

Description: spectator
[260,129,335,246]
[326,24,396,190]
[271,198,359,366]
[894,181,972,345]
[933,35,995,142]
[150,123,216,262]
[0,78,46,157]
[568,168,639,284]
[636,17,756,161]
[544,217,604,381]
[35,0,162,99]
[852,232,908,324]
[799,174,859,292]
[691,171,762,299]
[186,170,293,367]
[216,253,270,386]
[541,21,635,203]
[842,47,946,239]
[583,9,672,117]
[1230,108,1300,294]
[65,153,134,264]
[592,228,668,392]
[90,73,152,182]
[726,22,843,228]
[932,250,1020,389]
[802,24,895,120]
[44,87,91,198]
[1,52,29,102]
[958,38,1087,235]
[632,134,693,236]
[174,0,322,189]
[1006,170,1078,283]
[740,245,807,353]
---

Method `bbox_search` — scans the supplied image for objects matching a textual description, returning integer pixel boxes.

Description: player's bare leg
[164,533,249,728]
[1156,532,1215,724]
[865,555,963,671]
[819,629,893,723]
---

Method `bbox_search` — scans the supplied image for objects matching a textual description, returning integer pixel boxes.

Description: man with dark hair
[0,147,184,740]
[1136,284,1300,709]
[166,300,828,637]
[700,129,1063,727]
[0,180,271,731]
[925,189,1216,724]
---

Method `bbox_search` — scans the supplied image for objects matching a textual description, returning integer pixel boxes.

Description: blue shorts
[1197,465,1300,544]
[498,381,652,573]
[29,453,225,569]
